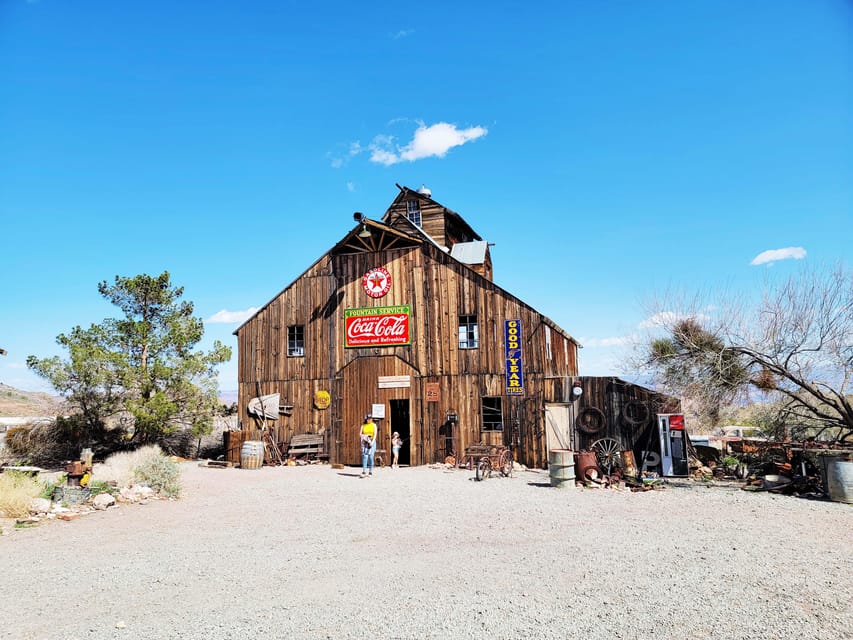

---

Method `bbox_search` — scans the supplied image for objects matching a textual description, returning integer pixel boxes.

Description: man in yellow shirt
[360,415,377,477]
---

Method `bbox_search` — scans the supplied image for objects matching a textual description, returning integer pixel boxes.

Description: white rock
[92,493,116,510]
[29,497,52,514]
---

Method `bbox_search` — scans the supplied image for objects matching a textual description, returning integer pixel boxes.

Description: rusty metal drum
[576,450,599,481]
[548,449,575,488]
[240,440,264,469]
[620,450,639,478]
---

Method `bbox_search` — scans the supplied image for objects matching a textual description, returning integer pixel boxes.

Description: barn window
[287,325,304,357]
[406,200,422,227]
[482,397,503,431]
[458,315,479,349]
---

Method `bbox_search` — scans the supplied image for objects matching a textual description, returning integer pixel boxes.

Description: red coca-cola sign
[345,305,411,348]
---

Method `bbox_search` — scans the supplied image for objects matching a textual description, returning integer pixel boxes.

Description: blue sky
[1,0,851,395]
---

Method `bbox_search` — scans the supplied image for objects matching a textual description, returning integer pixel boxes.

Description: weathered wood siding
[572,377,681,456]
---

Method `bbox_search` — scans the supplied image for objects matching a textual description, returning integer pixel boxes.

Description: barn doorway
[389,399,411,466]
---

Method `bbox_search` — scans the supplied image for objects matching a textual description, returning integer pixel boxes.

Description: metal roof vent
[417,184,432,198]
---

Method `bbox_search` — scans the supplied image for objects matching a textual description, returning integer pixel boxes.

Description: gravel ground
[1,462,851,640]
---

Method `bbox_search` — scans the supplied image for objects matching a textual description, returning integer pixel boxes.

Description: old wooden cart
[457,443,514,481]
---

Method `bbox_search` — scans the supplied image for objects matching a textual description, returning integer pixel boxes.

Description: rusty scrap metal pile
[690,438,852,498]
[573,444,665,492]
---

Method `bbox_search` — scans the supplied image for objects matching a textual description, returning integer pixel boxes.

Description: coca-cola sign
[345,305,411,348]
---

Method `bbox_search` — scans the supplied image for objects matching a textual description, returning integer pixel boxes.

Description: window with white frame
[406,200,422,227]
[458,315,479,349]
[482,397,504,431]
[287,325,304,357]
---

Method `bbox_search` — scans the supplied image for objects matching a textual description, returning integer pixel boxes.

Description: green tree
[637,265,852,442]
[28,272,231,445]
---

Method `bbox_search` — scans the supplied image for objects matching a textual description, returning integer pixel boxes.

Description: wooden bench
[287,433,327,461]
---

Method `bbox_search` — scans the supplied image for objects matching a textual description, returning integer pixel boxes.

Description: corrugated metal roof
[450,240,488,264]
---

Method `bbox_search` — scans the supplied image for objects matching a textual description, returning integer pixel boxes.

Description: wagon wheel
[498,449,514,477]
[590,438,622,475]
[576,407,606,435]
[621,400,650,427]
[475,457,492,481]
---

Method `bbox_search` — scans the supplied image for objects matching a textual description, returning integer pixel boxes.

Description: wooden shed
[543,376,681,471]
[234,184,580,468]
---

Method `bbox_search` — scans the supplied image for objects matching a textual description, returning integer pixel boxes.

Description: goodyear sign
[505,319,524,395]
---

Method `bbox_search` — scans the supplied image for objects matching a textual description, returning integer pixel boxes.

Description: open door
[390,399,411,466]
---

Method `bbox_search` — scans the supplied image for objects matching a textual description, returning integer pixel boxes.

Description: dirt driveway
[2,463,850,640]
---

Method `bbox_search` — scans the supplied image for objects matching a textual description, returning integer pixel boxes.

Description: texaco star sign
[362,266,392,298]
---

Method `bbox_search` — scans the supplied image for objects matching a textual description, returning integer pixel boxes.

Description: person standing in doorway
[360,415,377,477]
[391,431,403,469]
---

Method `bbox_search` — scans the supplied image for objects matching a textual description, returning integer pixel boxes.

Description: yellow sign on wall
[314,390,331,409]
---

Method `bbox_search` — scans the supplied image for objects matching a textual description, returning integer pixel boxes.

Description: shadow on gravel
[527,482,553,488]
[337,472,366,478]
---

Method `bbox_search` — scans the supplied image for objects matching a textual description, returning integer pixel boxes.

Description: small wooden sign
[378,375,411,389]
[425,383,440,402]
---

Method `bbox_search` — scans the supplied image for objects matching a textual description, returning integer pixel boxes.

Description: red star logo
[369,273,385,289]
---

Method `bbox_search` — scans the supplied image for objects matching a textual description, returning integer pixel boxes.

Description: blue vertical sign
[505,319,524,395]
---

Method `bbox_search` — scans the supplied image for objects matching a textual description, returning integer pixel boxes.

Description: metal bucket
[548,449,575,488]
[826,460,853,504]
[576,450,599,481]
[240,441,265,470]
[818,452,848,496]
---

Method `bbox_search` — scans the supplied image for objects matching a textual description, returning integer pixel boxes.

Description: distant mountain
[0,383,64,417]
[219,390,238,405]
[0,383,236,417]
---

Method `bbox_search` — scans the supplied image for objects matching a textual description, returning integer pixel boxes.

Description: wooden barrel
[240,441,265,469]
[549,449,575,488]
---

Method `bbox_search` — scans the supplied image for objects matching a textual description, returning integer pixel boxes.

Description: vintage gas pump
[657,413,689,477]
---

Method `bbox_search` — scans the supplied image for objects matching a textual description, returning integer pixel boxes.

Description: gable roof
[234,189,578,346]
[329,217,422,256]
[383,184,482,242]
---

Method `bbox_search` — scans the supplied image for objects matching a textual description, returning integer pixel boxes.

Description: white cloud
[206,307,259,324]
[578,335,633,348]
[346,182,356,192]
[750,247,807,266]
[328,142,364,169]
[393,29,414,40]
[369,122,488,166]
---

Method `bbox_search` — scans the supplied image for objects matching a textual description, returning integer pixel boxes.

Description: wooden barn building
[233,184,588,468]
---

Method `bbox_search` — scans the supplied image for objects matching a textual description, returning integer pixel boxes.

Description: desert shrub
[721,455,741,468]
[3,416,130,467]
[95,445,163,488]
[87,479,117,498]
[156,429,195,457]
[0,471,43,518]
[134,454,182,498]
[4,420,77,466]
